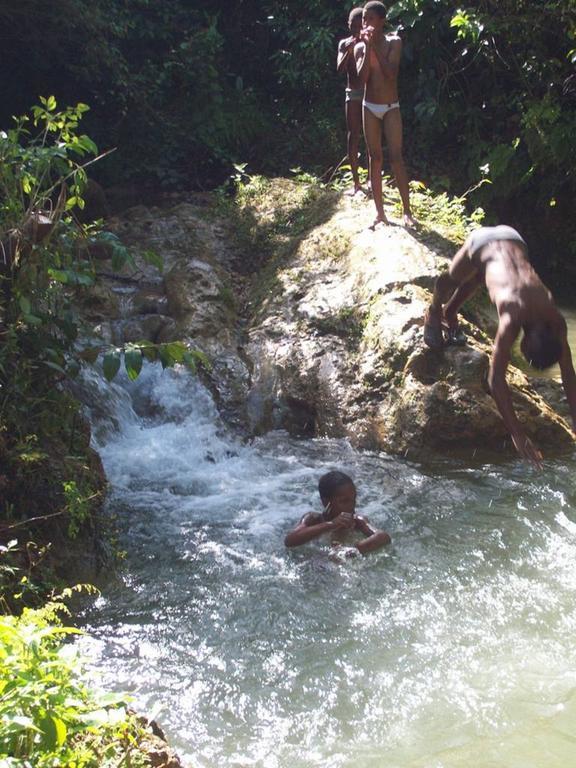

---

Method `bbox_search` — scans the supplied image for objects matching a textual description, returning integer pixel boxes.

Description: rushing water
[79,364,576,768]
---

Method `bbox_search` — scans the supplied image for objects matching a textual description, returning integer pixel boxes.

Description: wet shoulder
[303,512,324,526]
[386,32,402,44]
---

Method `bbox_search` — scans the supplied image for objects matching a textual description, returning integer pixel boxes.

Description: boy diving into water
[423,225,576,467]
[354,1,415,229]
[284,470,391,555]
[337,8,365,196]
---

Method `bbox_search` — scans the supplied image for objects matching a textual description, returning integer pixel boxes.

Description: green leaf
[142,249,163,272]
[43,360,67,374]
[77,709,110,727]
[46,95,57,111]
[40,715,67,749]
[78,134,98,154]
[48,268,70,283]
[124,348,143,381]
[140,344,158,363]
[23,313,43,326]
[182,351,197,373]
[159,345,173,369]
[19,296,31,315]
[102,351,121,381]
[79,346,100,364]
[47,267,94,285]
[165,342,186,363]
[111,242,135,273]
[97,691,131,707]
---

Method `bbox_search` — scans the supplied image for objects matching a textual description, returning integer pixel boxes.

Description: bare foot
[403,213,417,229]
[369,214,389,231]
[423,306,444,349]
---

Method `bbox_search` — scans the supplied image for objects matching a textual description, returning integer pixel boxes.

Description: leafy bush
[0,590,147,767]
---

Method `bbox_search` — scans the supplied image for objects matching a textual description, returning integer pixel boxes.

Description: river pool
[79,364,576,768]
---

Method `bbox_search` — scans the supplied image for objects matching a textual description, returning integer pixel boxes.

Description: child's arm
[284,513,352,548]
[353,516,391,554]
[354,41,370,84]
[337,37,355,73]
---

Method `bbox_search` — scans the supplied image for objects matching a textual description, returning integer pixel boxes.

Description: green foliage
[63,482,92,539]
[393,180,486,242]
[0,101,205,415]
[0,539,53,614]
[0,592,147,767]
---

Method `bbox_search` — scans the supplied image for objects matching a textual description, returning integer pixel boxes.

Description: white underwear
[363,100,400,119]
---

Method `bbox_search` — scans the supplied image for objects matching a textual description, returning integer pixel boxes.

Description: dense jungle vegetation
[1,0,575,281]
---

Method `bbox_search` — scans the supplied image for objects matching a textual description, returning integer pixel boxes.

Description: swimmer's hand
[331,512,355,531]
[511,430,543,470]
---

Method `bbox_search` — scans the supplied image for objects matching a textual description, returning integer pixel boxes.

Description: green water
[79,367,576,768]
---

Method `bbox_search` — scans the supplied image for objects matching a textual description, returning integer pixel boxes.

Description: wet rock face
[77,199,251,427]
[243,181,574,458]
[78,181,574,459]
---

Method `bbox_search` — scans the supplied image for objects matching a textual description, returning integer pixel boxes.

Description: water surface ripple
[80,366,576,768]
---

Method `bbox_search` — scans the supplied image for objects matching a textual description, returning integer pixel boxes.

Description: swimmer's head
[319,470,357,517]
[348,7,363,34]
[520,322,563,370]
[363,0,387,27]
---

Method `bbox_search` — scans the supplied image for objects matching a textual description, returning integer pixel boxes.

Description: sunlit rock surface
[82,182,574,459]
[242,181,574,457]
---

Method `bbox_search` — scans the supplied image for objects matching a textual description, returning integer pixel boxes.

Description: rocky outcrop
[243,180,574,459]
[80,196,251,427]
[81,180,574,461]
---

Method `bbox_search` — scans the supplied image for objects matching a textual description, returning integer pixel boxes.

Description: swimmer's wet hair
[363,1,387,18]
[348,7,363,24]
[318,470,355,501]
[520,323,563,370]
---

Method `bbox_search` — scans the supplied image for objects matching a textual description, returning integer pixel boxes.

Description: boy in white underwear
[337,8,365,195]
[354,1,414,228]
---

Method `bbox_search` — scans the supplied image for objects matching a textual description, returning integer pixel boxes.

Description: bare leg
[424,242,477,348]
[443,272,483,327]
[382,107,414,227]
[363,105,388,226]
[346,100,363,193]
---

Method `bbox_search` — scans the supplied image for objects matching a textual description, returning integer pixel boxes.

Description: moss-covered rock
[242,178,574,459]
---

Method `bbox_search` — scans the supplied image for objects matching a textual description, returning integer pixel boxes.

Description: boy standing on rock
[337,8,365,196]
[354,1,414,229]
[423,225,576,466]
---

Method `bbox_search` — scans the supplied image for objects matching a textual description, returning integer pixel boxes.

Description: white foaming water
[80,364,576,768]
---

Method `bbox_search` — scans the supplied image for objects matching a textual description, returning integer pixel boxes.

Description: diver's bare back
[475,241,559,325]
[366,33,400,103]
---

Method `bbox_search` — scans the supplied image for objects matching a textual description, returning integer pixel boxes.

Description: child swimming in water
[284,470,391,555]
